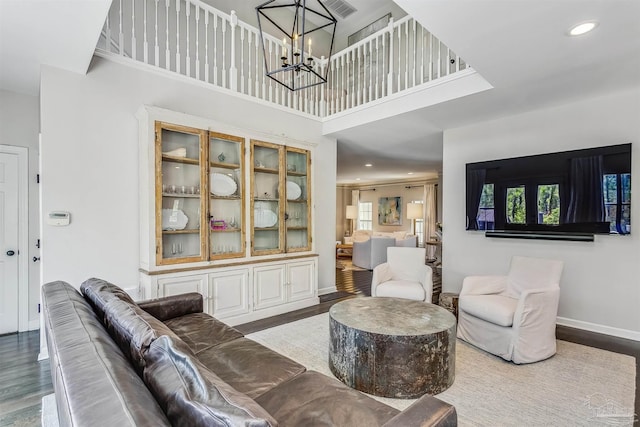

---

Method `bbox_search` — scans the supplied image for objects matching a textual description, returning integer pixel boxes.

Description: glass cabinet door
[285,147,311,252]
[209,132,245,260]
[156,122,207,265]
[250,140,284,256]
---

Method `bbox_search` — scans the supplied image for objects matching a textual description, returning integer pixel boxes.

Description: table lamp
[407,202,423,235]
[346,205,358,236]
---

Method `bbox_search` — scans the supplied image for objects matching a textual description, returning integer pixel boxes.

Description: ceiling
[1,0,639,185]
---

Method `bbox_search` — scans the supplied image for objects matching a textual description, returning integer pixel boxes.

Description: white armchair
[371,247,433,302]
[457,256,564,364]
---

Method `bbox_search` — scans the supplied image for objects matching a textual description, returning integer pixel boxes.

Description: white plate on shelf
[254,209,278,228]
[210,172,237,196]
[161,209,188,230]
[286,181,302,200]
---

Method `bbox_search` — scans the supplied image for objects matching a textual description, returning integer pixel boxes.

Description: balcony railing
[96,0,469,118]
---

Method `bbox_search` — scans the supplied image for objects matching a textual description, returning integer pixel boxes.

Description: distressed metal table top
[329,297,455,336]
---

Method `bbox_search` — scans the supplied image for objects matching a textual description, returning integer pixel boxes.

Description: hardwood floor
[1,266,637,426]
[0,331,53,426]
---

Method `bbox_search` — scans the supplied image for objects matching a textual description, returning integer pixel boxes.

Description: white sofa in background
[351,230,418,270]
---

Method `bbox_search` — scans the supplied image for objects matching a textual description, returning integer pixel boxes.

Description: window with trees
[476,184,494,230]
[412,200,425,243]
[604,173,631,233]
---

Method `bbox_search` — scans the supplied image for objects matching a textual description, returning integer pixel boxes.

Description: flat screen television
[466,143,631,239]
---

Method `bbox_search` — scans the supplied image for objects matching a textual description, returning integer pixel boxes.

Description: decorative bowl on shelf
[161,209,188,230]
[210,172,237,196]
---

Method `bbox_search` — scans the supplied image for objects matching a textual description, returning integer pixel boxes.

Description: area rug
[247,313,636,426]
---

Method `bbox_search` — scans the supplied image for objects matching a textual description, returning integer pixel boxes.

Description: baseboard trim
[557,317,640,341]
[318,286,338,296]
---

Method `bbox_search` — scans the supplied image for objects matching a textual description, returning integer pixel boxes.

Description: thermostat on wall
[47,211,70,226]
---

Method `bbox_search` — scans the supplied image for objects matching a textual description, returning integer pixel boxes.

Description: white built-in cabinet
[137,106,318,326]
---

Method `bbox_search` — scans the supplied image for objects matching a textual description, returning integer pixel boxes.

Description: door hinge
[38,303,41,313]
[36,239,41,249]
[36,174,40,183]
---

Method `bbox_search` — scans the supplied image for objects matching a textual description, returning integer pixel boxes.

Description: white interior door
[0,152,19,334]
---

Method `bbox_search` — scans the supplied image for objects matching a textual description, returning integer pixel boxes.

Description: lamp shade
[407,203,423,220]
[346,205,358,219]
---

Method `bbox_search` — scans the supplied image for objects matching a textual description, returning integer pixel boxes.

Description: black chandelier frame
[256,0,337,91]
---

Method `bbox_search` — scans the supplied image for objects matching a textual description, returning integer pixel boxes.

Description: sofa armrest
[382,394,457,427]
[138,292,203,321]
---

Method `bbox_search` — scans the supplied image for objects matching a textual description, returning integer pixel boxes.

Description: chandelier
[256,0,337,91]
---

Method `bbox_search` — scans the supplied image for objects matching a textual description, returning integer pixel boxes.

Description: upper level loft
[95,0,484,121]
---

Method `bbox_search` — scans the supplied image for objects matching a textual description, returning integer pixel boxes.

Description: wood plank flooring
[0,331,52,426]
[1,266,637,426]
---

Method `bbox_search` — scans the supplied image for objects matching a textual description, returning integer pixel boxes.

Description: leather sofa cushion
[43,281,171,427]
[144,335,278,427]
[255,371,399,426]
[81,277,136,320]
[103,297,184,372]
[164,312,244,354]
[196,338,306,399]
[81,278,184,372]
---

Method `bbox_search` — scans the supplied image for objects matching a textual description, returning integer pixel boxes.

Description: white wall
[0,89,41,329]
[40,57,336,295]
[356,182,425,234]
[442,87,640,339]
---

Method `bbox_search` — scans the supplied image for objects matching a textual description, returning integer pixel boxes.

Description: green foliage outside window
[537,184,560,224]
[506,186,526,224]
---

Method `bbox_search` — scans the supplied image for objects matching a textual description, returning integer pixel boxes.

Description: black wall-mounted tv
[465,143,631,237]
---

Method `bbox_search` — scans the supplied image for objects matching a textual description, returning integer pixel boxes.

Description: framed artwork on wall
[378,196,402,225]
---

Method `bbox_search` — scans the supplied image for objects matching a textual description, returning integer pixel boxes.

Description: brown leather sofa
[42,278,457,426]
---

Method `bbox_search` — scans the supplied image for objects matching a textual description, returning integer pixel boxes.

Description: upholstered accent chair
[371,247,433,302]
[457,256,564,364]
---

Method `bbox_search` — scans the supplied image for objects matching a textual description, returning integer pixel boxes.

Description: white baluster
[320,56,326,117]
[176,0,180,74]
[368,40,373,103]
[420,26,424,84]
[375,36,380,99]
[213,13,218,85]
[397,22,402,91]
[143,0,148,63]
[240,27,245,94]
[205,11,209,82]
[387,17,394,95]
[165,0,170,70]
[131,0,136,60]
[229,11,238,92]
[154,0,160,66]
[195,4,201,80]
[119,0,124,55]
[185,1,191,77]
[255,33,260,98]
[221,18,227,88]
[340,55,345,112]
[105,12,111,53]
[412,19,417,87]
[428,32,433,82]
[247,29,252,96]
[268,39,274,103]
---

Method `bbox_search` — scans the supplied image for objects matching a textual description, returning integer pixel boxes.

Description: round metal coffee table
[329,297,456,398]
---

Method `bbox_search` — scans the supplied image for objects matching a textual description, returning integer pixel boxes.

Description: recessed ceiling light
[365,163,372,167]
[356,178,361,181]
[568,21,598,36]
[407,172,414,175]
